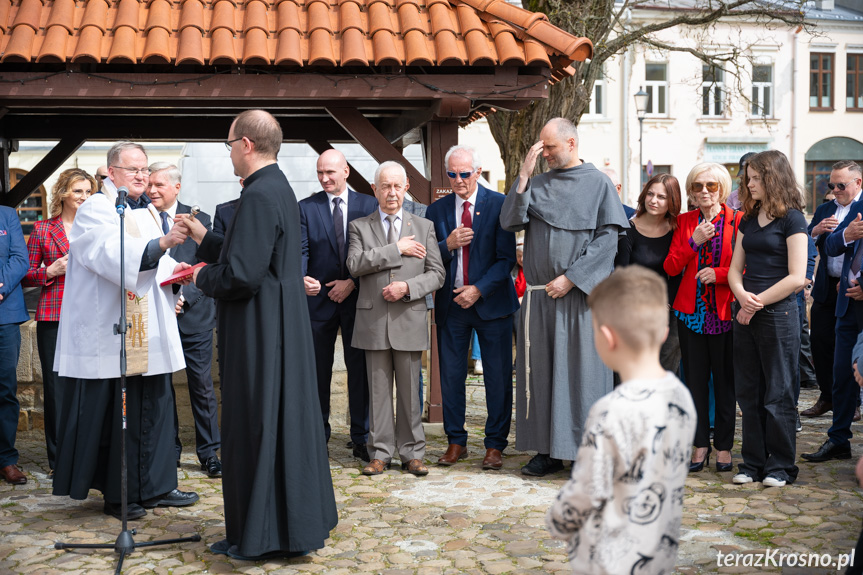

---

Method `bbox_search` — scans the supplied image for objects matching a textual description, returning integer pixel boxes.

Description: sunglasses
[447,170,474,180]
[827,182,854,191]
[691,182,720,193]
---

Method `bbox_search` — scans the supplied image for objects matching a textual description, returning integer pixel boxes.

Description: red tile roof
[0,0,591,78]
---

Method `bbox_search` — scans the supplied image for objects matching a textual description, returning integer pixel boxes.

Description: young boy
[547,266,696,575]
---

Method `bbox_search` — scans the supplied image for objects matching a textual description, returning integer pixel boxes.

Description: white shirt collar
[161,201,178,219]
[835,190,863,210]
[326,189,349,207]
[379,207,403,223]
[455,187,479,210]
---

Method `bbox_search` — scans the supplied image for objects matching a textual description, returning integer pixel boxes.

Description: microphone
[115,186,128,215]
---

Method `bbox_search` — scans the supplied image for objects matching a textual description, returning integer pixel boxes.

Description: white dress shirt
[454,188,478,289]
[327,189,349,239]
[832,190,863,277]
[379,208,403,240]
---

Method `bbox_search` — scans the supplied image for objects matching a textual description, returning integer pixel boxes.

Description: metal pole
[638,117,644,188]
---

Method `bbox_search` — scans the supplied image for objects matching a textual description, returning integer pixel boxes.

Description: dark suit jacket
[213,198,240,237]
[172,202,216,334]
[426,185,519,327]
[299,190,378,321]
[0,206,30,325]
[824,199,863,318]
[808,200,840,304]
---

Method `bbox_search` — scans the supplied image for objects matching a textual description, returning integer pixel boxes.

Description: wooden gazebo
[0,0,591,420]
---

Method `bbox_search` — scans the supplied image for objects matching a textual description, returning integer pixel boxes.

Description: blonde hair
[685,162,733,206]
[49,169,96,218]
[588,266,668,352]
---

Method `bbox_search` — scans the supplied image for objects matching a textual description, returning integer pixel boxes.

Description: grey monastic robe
[500,162,629,460]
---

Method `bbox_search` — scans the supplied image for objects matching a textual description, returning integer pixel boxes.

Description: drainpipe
[621,8,633,203]
[791,25,801,179]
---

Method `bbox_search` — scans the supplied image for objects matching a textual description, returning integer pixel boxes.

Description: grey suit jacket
[347,209,444,352]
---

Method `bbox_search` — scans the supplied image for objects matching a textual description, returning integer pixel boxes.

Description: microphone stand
[54,188,201,573]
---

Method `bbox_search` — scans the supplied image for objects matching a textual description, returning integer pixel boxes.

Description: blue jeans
[0,323,22,468]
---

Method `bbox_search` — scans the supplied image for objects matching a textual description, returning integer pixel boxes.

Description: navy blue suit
[426,185,519,450]
[170,203,221,465]
[213,198,239,238]
[808,201,841,405]
[0,207,30,469]
[299,189,378,445]
[822,202,863,449]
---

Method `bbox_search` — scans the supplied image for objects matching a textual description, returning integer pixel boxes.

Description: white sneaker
[473,359,483,375]
[762,475,786,488]
[732,473,753,484]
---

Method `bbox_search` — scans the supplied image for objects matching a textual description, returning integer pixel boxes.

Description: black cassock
[196,163,337,556]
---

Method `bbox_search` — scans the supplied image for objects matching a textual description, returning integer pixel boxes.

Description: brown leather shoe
[401,459,429,476]
[437,444,468,466]
[854,407,861,423]
[800,399,833,417]
[482,448,503,470]
[0,464,26,485]
[362,459,391,476]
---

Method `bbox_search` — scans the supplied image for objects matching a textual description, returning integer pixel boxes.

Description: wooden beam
[307,140,374,197]
[0,138,16,196]
[327,107,430,203]
[378,106,439,145]
[3,138,85,208]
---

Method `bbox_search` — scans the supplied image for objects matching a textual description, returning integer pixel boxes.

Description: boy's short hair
[588,266,668,352]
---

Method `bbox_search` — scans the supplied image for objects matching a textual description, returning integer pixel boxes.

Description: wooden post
[423,120,458,424]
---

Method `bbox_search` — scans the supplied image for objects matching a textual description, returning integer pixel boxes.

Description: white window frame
[751,64,773,118]
[585,65,606,117]
[644,62,669,117]
[701,64,725,117]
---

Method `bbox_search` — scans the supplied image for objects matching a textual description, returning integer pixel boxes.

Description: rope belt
[523,284,548,420]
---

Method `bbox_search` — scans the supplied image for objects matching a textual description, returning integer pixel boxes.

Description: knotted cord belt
[523,284,548,420]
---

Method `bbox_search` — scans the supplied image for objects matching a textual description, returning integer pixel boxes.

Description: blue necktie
[160,211,170,235]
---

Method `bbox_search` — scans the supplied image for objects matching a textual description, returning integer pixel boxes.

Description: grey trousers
[365,349,425,463]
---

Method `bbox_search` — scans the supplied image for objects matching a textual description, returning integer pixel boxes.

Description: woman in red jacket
[23,168,95,475]
[664,163,742,474]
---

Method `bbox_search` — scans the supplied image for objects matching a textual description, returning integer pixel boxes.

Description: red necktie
[462,201,472,286]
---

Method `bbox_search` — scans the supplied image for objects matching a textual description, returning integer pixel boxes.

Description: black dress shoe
[103,501,147,520]
[521,453,564,476]
[141,489,200,509]
[352,443,370,462]
[801,439,852,462]
[227,545,309,561]
[688,447,711,473]
[201,456,222,478]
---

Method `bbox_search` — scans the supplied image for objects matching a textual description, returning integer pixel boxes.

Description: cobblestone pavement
[0,380,860,574]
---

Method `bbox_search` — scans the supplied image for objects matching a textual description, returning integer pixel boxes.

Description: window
[641,164,671,187]
[751,65,773,117]
[848,53,863,111]
[804,161,835,213]
[644,63,668,116]
[810,53,834,110]
[587,66,605,117]
[702,65,725,117]
[9,169,48,240]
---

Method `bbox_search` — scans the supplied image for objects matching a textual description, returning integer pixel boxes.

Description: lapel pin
[476,212,480,215]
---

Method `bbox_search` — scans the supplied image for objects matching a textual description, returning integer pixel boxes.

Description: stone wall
[15,320,350,434]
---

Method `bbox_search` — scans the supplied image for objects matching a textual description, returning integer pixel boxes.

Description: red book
[160,262,206,286]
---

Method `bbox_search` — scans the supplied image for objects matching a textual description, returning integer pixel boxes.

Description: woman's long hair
[49,169,96,218]
[635,173,682,230]
[739,150,804,219]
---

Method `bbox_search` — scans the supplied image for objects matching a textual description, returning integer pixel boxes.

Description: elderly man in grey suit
[347,161,445,477]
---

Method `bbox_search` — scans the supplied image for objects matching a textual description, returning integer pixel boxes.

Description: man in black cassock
[179,110,337,561]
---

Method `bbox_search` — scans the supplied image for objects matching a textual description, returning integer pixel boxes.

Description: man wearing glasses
[426,146,518,470]
[52,141,198,520]
[806,160,863,463]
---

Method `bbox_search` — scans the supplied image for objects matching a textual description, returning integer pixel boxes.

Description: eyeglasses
[691,182,720,193]
[112,166,150,177]
[225,137,254,151]
[827,182,855,191]
[446,170,474,180]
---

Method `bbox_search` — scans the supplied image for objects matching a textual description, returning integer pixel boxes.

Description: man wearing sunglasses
[500,117,630,476]
[804,161,863,422]
[809,160,863,463]
[426,146,519,471]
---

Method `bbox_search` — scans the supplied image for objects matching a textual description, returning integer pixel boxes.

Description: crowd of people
[0,111,860,569]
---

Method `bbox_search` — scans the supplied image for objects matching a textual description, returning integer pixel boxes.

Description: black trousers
[734,297,799,483]
[677,320,735,450]
[810,277,839,404]
[172,330,221,463]
[36,321,60,470]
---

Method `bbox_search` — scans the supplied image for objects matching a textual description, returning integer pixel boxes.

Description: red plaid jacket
[23,217,68,322]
